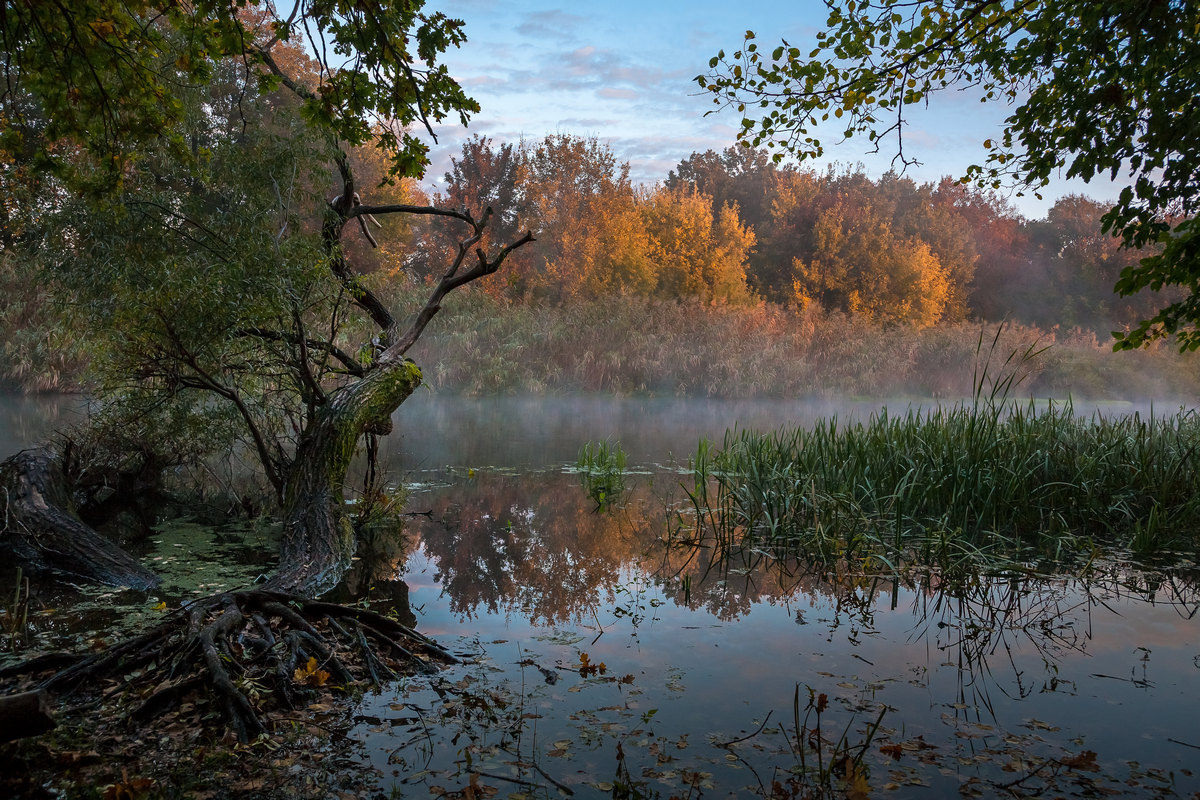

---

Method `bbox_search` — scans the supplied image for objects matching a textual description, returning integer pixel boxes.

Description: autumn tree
[699,0,1200,349]
[1028,196,1178,332]
[665,146,781,234]
[931,179,1032,322]
[874,173,976,322]
[0,0,532,743]
[641,185,755,304]
[755,168,829,301]
[504,134,653,300]
[793,200,950,327]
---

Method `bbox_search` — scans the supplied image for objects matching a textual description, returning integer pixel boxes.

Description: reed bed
[402,292,1200,401]
[680,377,1200,574]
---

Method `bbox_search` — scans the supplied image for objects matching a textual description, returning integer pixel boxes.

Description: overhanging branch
[380,206,534,361]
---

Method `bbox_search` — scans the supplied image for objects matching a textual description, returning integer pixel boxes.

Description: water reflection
[380,467,1200,797]
[407,470,656,623]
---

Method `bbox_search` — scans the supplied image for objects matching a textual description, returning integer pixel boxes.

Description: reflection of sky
[387,465,1200,797]
[421,0,1130,220]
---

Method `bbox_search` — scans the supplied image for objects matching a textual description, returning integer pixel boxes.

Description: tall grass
[402,291,1200,400]
[678,343,1200,572]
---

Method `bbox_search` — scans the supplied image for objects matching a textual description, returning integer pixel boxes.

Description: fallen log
[0,448,160,590]
[0,689,55,743]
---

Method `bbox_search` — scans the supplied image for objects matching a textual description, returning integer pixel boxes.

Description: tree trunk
[0,361,421,597]
[0,449,160,590]
[267,358,423,595]
[0,690,55,742]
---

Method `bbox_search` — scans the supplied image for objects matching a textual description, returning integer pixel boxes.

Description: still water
[4,392,1200,797]
[364,395,1200,798]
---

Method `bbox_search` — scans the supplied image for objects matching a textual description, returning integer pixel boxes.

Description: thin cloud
[597,88,638,100]
[552,46,668,90]
[516,9,588,38]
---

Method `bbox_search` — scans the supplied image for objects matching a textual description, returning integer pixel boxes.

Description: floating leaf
[1061,750,1099,771]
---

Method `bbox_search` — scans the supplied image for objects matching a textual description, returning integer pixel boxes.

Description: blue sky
[422,1,1123,219]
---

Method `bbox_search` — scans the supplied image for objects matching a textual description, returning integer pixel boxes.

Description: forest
[5,133,1197,399]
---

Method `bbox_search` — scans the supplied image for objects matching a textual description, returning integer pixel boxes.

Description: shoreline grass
[403,293,1200,401]
[677,389,1200,575]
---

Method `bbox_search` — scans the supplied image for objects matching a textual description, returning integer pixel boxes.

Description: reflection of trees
[652,532,888,623]
[411,469,1200,716]
[408,472,651,623]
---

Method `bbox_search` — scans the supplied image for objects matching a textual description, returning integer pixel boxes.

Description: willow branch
[236,327,365,377]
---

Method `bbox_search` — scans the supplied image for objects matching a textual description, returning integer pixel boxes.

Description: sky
[419,0,1126,220]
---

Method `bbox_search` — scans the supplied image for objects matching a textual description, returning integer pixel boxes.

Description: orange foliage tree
[640,185,755,304]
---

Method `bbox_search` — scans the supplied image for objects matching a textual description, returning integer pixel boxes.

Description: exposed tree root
[0,588,457,744]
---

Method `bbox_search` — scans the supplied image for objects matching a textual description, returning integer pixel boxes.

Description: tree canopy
[0,0,535,596]
[0,0,476,187]
[698,0,1200,349]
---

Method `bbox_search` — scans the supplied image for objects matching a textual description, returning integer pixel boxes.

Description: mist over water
[2,390,1196,467]
[376,392,1200,473]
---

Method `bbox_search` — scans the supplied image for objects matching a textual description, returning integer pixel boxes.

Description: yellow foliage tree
[640,186,754,304]
[519,135,655,301]
[793,204,949,328]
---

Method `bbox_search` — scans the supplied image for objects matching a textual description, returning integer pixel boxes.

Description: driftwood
[0,449,160,590]
[0,689,55,742]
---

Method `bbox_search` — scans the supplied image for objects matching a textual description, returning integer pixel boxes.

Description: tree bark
[267,358,424,595]
[0,690,55,742]
[0,449,160,590]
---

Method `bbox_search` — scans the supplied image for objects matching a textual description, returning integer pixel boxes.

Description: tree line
[360,136,1173,337]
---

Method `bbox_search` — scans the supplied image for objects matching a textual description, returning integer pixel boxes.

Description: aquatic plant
[576,438,628,511]
[788,685,886,799]
[678,348,1200,574]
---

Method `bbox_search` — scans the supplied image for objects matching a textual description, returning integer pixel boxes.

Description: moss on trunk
[268,359,423,595]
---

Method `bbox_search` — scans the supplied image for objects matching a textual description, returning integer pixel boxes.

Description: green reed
[682,394,1200,574]
[576,439,628,511]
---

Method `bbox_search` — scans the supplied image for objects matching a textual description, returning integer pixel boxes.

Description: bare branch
[356,215,378,248]
[351,203,474,226]
[382,207,534,361]
[235,328,365,377]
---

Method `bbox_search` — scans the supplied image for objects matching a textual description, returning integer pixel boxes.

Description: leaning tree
[0,1,531,742]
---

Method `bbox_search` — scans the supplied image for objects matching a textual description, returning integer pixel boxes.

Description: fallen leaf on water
[1024,719,1059,732]
[1061,750,1100,771]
